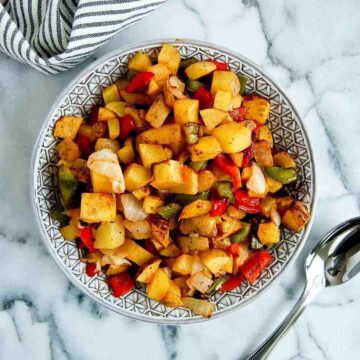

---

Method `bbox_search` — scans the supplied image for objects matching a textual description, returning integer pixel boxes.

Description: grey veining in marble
[0,0,360,359]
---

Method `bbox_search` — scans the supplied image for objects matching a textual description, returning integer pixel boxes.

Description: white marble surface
[0,0,360,359]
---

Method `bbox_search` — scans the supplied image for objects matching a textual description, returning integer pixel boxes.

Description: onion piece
[121,194,148,221]
[271,209,281,227]
[123,220,151,239]
[246,162,266,195]
[102,255,131,266]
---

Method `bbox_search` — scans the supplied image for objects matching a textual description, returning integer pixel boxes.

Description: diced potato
[95,138,120,153]
[197,170,217,192]
[242,95,270,124]
[260,197,277,217]
[70,159,89,183]
[106,263,130,276]
[231,94,243,109]
[185,61,217,80]
[150,217,170,247]
[147,63,171,85]
[200,109,227,131]
[138,144,172,168]
[60,224,80,240]
[136,258,161,283]
[172,254,194,275]
[97,107,115,122]
[157,44,181,75]
[119,89,152,105]
[208,163,231,181]
[275,196,294,215]
[103,84,121,104]
[222,255,233,273]
[227,205,246,219]
[188,136,222,162]
[146,268,170,301]
[56,139,80,163]
[145,94,171,128]
[54,116,83,139]
[253,140,273,167]
[159,243,182,257]
[179,200,212,220]
[118,238,154,266]
[124,106,147,128]
[123,220,151,240]
[105,101,127,117]
[132,186,151,201]
[124,163,152,192]
[151,160,184,190]
[143,195,164,214]
[199,249,229,274]
[257,222,280,245]
[171,165,198,195]
[266,175,283,193]
[161,280,183,308]
[151,237,164,251]
[139,124,182,145]
[177,236,209,254]
[214,91,232,111]
[216,218,242,240]
[107,118,120,140]
[273,151,296,168]
[179,215,218,237]
[117,138,135,165]
[187,272,213,294]
[181,297,215,318]
[80,193,116,223]
[90,122,107,142]
[174,99,199,125]
[282,201,311,232]
[94,215,125,249]
[147,78,161,96]
[212,122,252,153]
[211,71,240,97]
[91,171,123,194]
[257,125,273,147]
[212,236,231,250]
[229,152,244,167]
[128,52,152,72]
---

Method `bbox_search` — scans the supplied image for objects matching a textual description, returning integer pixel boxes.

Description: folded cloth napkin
[0,0,166,74]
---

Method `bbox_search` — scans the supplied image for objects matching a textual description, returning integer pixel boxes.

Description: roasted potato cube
[143,195,164,214]
[185,61,217,80]
[139,124,182,145]
[56,139,80,163]
[179,215,218,237]
[172,254,194,275]
[138,144,172,168]
[136,258,161,283]
[231,94,243,109]
[212,122,252,153]
[275,196,294,215]
[187,271,213,294]
[150,217,170,247]
[159,243,182,257]
[222,255,233,273]
[97,107,115,122]
[95,138,120,153]
[174,99,199,125]
[214,90,232,111]
[273,151,296,168]
[188,136,222,162]
[171,165,198,195]
[151,160,184,190]
[54,116,83,139]
[91,171,123,194]
[105,101,127,117]
[147,63,171,85]
[146,268,170,301]
[124,163,152,192]
[102,84,121,104]
[197,170,217,192]
[257,125,273,147]
[117,138,135,165]
[200,108,227,131]
[211,71,240,97]
[158,43,181,75]
[70,159,89,183]
[181,297,215,318]
[128,52,152,72]
[265,175,283,193]
[60,224,80,240]
[199,249,229,274]
[147,78,161,96]
[107,118,120,140]
[94,215,125,249]
[242,95,270,124]
[257,222,280,245]
[80,193,116,223]
[132,186,151,200]
[145,94,171,128]
[229,152,244,167]
[118,238,154,266]
[227,205,246,220]
[253,140,274,167]
[179,200,212,220]
[119,89,152,105]
[177,236,209,254]
[282,201,310,232]
[161,280,183,308]
[260,197,277,217]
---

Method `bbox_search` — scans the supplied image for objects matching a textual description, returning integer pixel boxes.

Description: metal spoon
[248,217,360,360]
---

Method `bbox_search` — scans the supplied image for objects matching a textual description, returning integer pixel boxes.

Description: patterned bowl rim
[30,38,317,324]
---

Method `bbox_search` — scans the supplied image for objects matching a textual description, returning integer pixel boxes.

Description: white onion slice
[121,194,148,221]
[246,162,266,195]
[271,209,281,227]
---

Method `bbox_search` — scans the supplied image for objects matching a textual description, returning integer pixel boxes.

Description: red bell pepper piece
[75,135,92,157]
[79,226,95,252]
[240,250,272,284]
[213,154,242,190]
[89,106,99,125]
[242,145,253,168]
[85,262,97,277]
[193,88,214,110]
[107,272,135,297]
[209,60,229,71]
[234,190,261,214]
[229,106,247,122]
[126,71,154,93]
[209,199,228,217]
[227,243,241,256]
[221,273,243,292]
[119,114,136,140]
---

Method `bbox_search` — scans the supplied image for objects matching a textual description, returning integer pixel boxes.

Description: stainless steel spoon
[248,217,360,360]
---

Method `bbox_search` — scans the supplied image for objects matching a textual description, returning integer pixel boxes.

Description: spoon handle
[247,282,321,360]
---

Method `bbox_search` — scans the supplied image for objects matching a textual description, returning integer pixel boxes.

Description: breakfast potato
[231,94,243,109]
[242,95,270,124]
[282,201,311,232]
[107,118,120,140]
[188,136,222,162]
[172,254,194,275]
[214,90,232,111]
[117,138,135,165]
[95,138,120,153]
[181,297,215,318]
[211,70,240,97]
[118,238,154,266]
[151,160,184,190]
[253,140,273,167]
[146,268,170,301]
[159,243,182,257]
[91,171,121,193]
[60,224,80,240]
[161,280,183,308]
[138,144,172,168]
[143,195,164,214]
[212,122,252,153]
[273,151,296,168]
[106,263,131,276]
[80,193,116,223]
[139,124,182,145]
[147,63,171,85]
[229,152,244,167]
[54,116,82,139]
[97,107,115,122]
[105,101,127,117]
[128,52,152,72]
[276,196,295,215]
[178,200,212,220]
[174,99,199,125]
[199,249,229,274]
[222,255,233,273]
[124,106,147,128]
[171,165,198,195]
[132,186,151,200]
[197,170,217,192]
[147,78,161,96]
[102,84,121,104]
[56,139,80,163]
[200,108,227,131]
[119,89,152,105]
[260,197,277,217]
[158,44,181,75]
[265,175,283,193]
[124,163,152,191]
[94,215,125,249]
[150,216,170,247]
[227,205,246,220]
[177,236,209,253]
[187,271,213,294]
[257,222,280,245]
[145,94,171,128]
[257,124,273,147]
[179,215,218,237]
[136,258,161,283]
[185,61,217,79]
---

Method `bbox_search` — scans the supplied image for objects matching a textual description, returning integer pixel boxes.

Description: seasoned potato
[124,163,152,191]
[147,63,171,85]
[97,107,116,122]
[212,122,252,153]
[143,195,164,214]
[158,43,181,75]
[273,151,296,168]
[265,175,283,193]
[231,94,243,109]
[95,138,120,153]
[257,222,280,245]
[171,165,198,195]
[54,116,82,139]
[179,200,212,220]
[106,118,119,140]
[161,280,183,308]
[94,215,125,249]
[199,249,229,274]
[117,138,135,165]
[91,171,122,194]
[151,160,184,190]
[260,197,277,217]
[146,268,170,301]
[172,254,194,275]
[159,243,182,257]
[181,297,215,318]
[257,124,273,147]
[188,136,222,162]
[187,271,213,294]
[197,170,217,192]
[128,52,152,72]
[105,101,127,117]
[150,217,170,247]
[253,140,273,168]
[177,236,209,254]
[222,255,233,273]
[70,159,89,183]
[147,78,161,96]
[106,263,131,276]
[200,108,227,131]
[102,84,121,104]
[185,61,217,79]
[211,71,240,97]
[214,90,232,111]
[276,196,294,215]
[242,95,270,124]
[118,238,154,266]
[179,215,218,237]
[227,205,246,220]
[145,94,171,128]
[139,124,182,145]
[132,186,151,200]
[136,258,161,283]
[282,201,310,232]
[80,193,116,223]
[229,152,244,167]
[174,99,199,125]
[138,144,172,168]
[56,139,80,163]
[119,89,152,105]
[60,224,80,240]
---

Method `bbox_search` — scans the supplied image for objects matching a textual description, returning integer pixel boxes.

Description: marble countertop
[1,0,360,359]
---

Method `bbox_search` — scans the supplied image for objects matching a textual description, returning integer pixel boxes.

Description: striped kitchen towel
[0,0,167,74]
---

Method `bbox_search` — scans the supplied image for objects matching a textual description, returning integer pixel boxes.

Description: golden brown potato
[54,116,83,139]
[197,170,217,192]
[171,165,198,195]
[158,43,181,75]
[124,163,152,192]
[174,99,199,125]
[139,124,182,145]
[117,138,135,165]
[242,95,270,124]
[213,90,232,111]
[102,84,121,104]
[161,280,183,308]
[177,236,209,253]
[138,144,172,168]
[178,200,212,220]
[253,140,274,168]
[95,138,120,153]
[150,217,170,247]
[273,151,296,168]
[179,215,218,237]
[257,222,280,245]
[211,71,240,97]
[146,268,170,301]
[151,160,184,190]
[142,195,164,214]
[188,136,222,162]
[56,139,80,163]
[145,94,171,128]
[94,215,125,249]
[282,201,311,232]
[97,107,116,122]
[136,258,161,283]
[60,224,80,240]
[172,254,194,275]
[185,61,217,79]
[80,193,116,223]
[200,108,227,131]
[107,118,120,140]
[159,243,182,257]
[128,52,152,72]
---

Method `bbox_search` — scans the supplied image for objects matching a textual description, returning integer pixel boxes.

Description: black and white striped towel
[0,0,167,74]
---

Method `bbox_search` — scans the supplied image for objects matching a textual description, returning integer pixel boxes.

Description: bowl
[30,39,316,324]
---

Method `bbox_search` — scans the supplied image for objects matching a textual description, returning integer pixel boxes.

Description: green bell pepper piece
[174,191,210,205]
[51,208,69,223]
[237,74,248,95]
[265,166,297,184]
[179,57,197,69]
[230,222,251,243]
[157,202,182,220]
[58,165,78,209]
[190,160,208,173]
[186,78,204,92]
[206,276,230,297]
[214,182,235,203]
